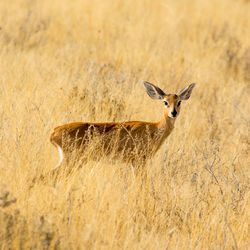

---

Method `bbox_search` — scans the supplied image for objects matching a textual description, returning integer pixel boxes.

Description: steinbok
[50,81,195,169]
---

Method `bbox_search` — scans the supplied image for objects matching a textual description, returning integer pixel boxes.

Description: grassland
[0,0,249,249]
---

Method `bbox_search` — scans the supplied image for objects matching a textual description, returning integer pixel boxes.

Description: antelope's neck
[150,113,175,155]
[157,113,175,135]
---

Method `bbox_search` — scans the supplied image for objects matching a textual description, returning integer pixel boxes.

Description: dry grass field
[0,0,249,249]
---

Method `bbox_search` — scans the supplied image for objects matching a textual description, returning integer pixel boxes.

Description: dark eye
[164,101,169,107]
[177,100,181,107]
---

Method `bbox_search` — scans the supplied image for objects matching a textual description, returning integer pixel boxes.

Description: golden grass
[0,0,249,249]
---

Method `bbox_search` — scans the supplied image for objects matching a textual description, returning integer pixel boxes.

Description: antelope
[50,81,195,169]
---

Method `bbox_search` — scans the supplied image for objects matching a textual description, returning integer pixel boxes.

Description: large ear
[178,83,196,100]
[142,81,166,100]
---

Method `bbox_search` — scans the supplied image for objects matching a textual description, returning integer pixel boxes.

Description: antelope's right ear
[142,81,166,100]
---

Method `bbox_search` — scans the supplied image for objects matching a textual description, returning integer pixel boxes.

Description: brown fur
[50,82,195,166]
[50,119,173,164]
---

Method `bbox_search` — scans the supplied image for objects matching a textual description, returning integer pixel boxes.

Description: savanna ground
[0,0,249,249]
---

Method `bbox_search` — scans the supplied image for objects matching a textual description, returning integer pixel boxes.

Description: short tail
[52,142,64,169]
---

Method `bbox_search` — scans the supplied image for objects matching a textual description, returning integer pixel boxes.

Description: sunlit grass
[0,0,249,249]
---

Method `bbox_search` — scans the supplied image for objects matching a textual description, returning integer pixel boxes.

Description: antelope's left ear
[178,83,196,100]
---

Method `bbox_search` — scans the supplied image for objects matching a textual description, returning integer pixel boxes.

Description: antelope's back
[50,121,159,160]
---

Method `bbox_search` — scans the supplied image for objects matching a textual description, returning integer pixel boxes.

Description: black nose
[171,109,177,117]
